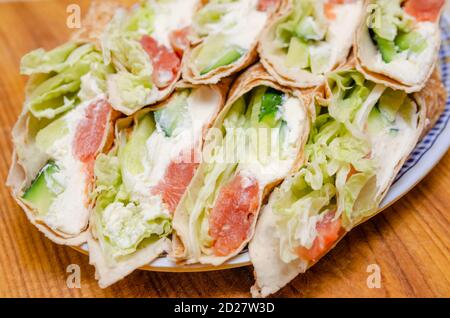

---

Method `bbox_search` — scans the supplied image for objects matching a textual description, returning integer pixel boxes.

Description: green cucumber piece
[154,89,190,137]
[374,34,397,63]
[395,31,427,54]
[285,37,309,69]
[368,106,388,136]
[378,88,407,123]
[22,161,61,216]
[35,116,69,152]
[120,114,155,176]
[199,46,244,75]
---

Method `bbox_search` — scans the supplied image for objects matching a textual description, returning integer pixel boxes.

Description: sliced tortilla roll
[7,40,119,246]
[88,82,227,288]
[249,63,447,298]
[101,0,201,115]
[259,0,364,88]
[355,0,445,93]
[182,0,282,84]
[172,64,317,266]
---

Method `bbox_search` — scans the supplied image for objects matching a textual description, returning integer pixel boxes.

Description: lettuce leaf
[101,7,156,113]
[368,0,427,62]
[92,129,172,261]
[20,42,86,75]
[99,201,171,258]
[275,0,328,69]
[272,71,383,262]
[25,47,106,119]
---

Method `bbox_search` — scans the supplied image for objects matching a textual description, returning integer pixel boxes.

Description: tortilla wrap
[249,62,447,298]
[182,0,283,85]
[7,101,119,246]
[355,0,444,93]
[6,1,121,246]
[88,81,229,288]
[259,0,364,88]
[172,63,319,266]
[101,0,201,115]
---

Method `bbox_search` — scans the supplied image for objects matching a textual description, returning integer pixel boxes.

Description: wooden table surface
[0,0,449,298]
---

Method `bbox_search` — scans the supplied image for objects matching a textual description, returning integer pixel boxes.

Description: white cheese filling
[150,0,198,48]
[121,87,221,212]
[43,95,106,235]
[197,0,269,51]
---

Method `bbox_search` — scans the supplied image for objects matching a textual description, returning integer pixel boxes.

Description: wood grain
[0,0,449,298]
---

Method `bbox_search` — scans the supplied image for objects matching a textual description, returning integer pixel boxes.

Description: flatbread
[182,1,282,84]
[173,63,319,266]
[355,0,443,93]
[88,81,229,287]
[250,64,446,298]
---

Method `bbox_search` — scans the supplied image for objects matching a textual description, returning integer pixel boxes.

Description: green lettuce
[191,1,248,75]
[368,0,427,63]
[155,89,191,137]
[101,5,156,113]
[272,71,388,262]
[193,0,236,36]
[22,43,111,119]
[275,0,328,72]
[21,42,82,75]
[190,86,289,249]
[93,128,171,261]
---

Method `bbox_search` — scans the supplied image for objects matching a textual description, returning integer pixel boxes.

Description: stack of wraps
[7,0,448,295]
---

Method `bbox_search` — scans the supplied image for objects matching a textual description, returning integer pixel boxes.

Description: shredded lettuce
[189,86,291,250]
[21,42,79,75]
[368,0,427,63]
[272,70,392,262]
[22,43,111,119]
[101,4,156,113]
[275,0,329,73]
[93,126,171,261]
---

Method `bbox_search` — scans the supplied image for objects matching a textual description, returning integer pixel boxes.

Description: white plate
[75,17,450,272]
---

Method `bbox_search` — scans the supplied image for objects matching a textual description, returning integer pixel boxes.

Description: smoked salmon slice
[296,211,343,263]
[209,174,260,257]
[73,99,111,164]
[140,35,181,89]
[403,0,444,22]
[151,150,199,214]
[257,0,280,12]
[169,27,191,57]
[325,0,358,20]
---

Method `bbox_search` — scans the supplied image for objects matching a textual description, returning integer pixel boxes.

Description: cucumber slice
[378,88,406,123]
[247,86,266,126]
[35,116,69,152]
[368,106,388,136]
[120,114,155,176]
[310,45,331,74]
[155,90,190,137]
[196,36,245,75]
[285,37,309,69]
[374,34,397,63]
[395,31,427,54]
[22,161,61,216]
